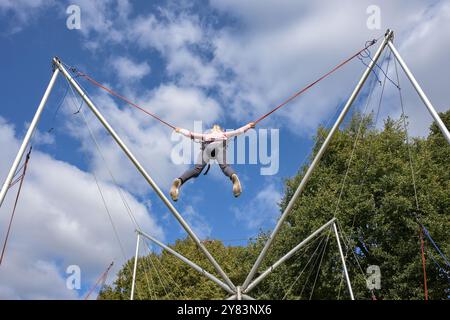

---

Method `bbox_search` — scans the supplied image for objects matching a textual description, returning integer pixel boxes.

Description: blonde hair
[212,124,223,132]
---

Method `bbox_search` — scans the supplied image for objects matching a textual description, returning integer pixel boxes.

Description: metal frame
[1,29,449,300]
[130,218,355,300]
[130,232,140,300]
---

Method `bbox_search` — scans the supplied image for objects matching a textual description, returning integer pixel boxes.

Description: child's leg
[217,148,235,179]
[179,151,207,184]
[170,151,207,201]
[218,149,241,197]
[179,163,206,184]
[219,163,236,179]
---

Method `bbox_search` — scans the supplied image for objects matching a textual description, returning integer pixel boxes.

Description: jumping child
[169,122,255,201]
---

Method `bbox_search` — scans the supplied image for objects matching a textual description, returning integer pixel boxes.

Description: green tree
[254,111,449,300]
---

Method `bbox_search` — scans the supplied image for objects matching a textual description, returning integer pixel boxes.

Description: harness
[190,130,230,176]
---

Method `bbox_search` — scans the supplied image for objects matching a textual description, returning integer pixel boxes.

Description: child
[170,122,255,201]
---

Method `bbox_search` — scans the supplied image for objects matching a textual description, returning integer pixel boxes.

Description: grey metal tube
[0,68,60,208]
[333,223,354,300]
[130,233,140,300]
[388,41,450,144]
[242,30,394,291]
[244,218,335,293]
[138,230,234,295]
[53,58,236,291]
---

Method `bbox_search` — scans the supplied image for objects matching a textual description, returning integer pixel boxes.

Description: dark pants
[179,145,236,184]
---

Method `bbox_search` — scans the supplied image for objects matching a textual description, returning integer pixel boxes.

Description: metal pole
[237,286,242,300]
[130,233,140,300]
[138,230,234,294]
[226,295,237,300]
[242,294,255,300]
[0,68,60,208]
[242,30,393,291]
[244,218,336,294]
[53,58,236,291]
[388,41,450,144]
[333,223,354,300]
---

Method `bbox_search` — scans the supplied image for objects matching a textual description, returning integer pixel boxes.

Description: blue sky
[0,0,448,299]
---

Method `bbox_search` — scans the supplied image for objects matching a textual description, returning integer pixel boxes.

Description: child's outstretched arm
[225,122,255,138]
[175,127,206,141]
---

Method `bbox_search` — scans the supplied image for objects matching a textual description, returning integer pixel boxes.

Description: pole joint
[385,29,394,41]
[52,56,60,72]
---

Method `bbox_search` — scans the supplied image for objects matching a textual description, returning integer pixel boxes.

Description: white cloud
[0,0,54,14]
[129,10,218,88]
[0,0,56,33]
[0,116,163,299]
[111,56,151,82]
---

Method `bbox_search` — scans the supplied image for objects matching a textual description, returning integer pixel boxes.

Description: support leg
[130,233,140,300]
[388,41,450,144]
[333,223,354,300]
[0,68,60,208]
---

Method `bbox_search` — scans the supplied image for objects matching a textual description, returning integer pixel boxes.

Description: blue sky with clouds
[0,0,448,299]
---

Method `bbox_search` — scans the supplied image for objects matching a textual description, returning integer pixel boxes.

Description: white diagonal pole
[138,230,234,295]
[243,218,336,294]
[130,232,140,300]
[242,30,394,291]
[0,68,60,208]
[333,222,354,300]
[388,41,450,144]
[53,58,236,292]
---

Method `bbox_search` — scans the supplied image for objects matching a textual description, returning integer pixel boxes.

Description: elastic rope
[253,38,380,125]
[74,71,176,130]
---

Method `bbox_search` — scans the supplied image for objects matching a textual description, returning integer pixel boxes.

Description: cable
[145,240,187,299]
[47,80,70,133]
[0,147,32,265]
[281,232,328,299]
[393,51,428,300]
[65,79,147,299]
[65,77,142,230]
[335,49,392,298]
[309,228,331,300]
